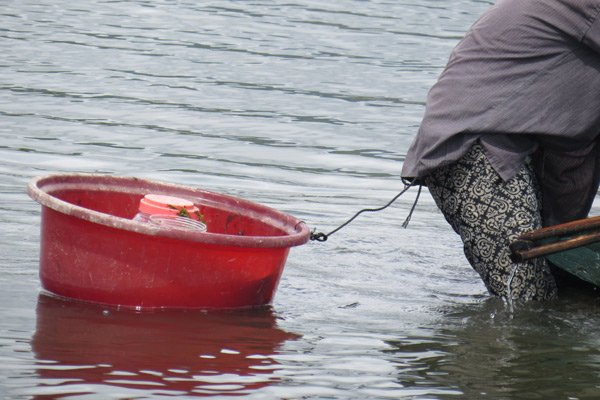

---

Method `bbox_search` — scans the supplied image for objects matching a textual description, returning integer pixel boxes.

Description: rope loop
[310,231,328,242]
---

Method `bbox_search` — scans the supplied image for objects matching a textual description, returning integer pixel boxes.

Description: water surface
[2,0,600,398]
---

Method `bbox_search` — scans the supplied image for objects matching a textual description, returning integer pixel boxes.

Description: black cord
[309,184,419,242]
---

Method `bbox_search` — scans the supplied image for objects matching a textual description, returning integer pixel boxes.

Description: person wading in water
[401,0,600,302]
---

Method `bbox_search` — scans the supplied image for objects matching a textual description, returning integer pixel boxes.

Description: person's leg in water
[423,143,557,302]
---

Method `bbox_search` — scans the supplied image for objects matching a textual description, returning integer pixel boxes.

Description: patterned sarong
[424,143,557,301]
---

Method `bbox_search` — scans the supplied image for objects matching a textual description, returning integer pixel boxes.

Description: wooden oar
[510,216,600,262]
[511,231,600,261]
[516,215,600,241]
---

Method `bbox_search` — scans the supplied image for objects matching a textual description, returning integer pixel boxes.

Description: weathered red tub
[27,173,310,309]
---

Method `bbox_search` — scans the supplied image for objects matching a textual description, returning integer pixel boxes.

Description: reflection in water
[31,294,299,398]
[385,295,600,399]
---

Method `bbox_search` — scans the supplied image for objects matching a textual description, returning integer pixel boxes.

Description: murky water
[2,0,600,398]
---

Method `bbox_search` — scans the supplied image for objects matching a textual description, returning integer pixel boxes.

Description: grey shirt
[401,0,600,224]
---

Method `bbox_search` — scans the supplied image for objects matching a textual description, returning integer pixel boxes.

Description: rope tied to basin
[308,183,422,242]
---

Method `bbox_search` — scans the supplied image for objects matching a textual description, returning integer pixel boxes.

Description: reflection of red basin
[27,174,309,309]
[31,294,299,396]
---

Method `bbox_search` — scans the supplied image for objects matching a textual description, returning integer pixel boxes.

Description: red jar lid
[138,194,199,217]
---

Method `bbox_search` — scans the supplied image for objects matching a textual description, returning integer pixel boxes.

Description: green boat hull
[547,242,600,286]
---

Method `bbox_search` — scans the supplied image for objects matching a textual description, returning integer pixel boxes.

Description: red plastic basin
[27,173,310,309]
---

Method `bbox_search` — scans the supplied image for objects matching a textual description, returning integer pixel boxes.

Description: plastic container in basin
[27,173,310,309]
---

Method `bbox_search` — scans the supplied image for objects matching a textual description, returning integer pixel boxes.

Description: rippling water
[2,1,600,399]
